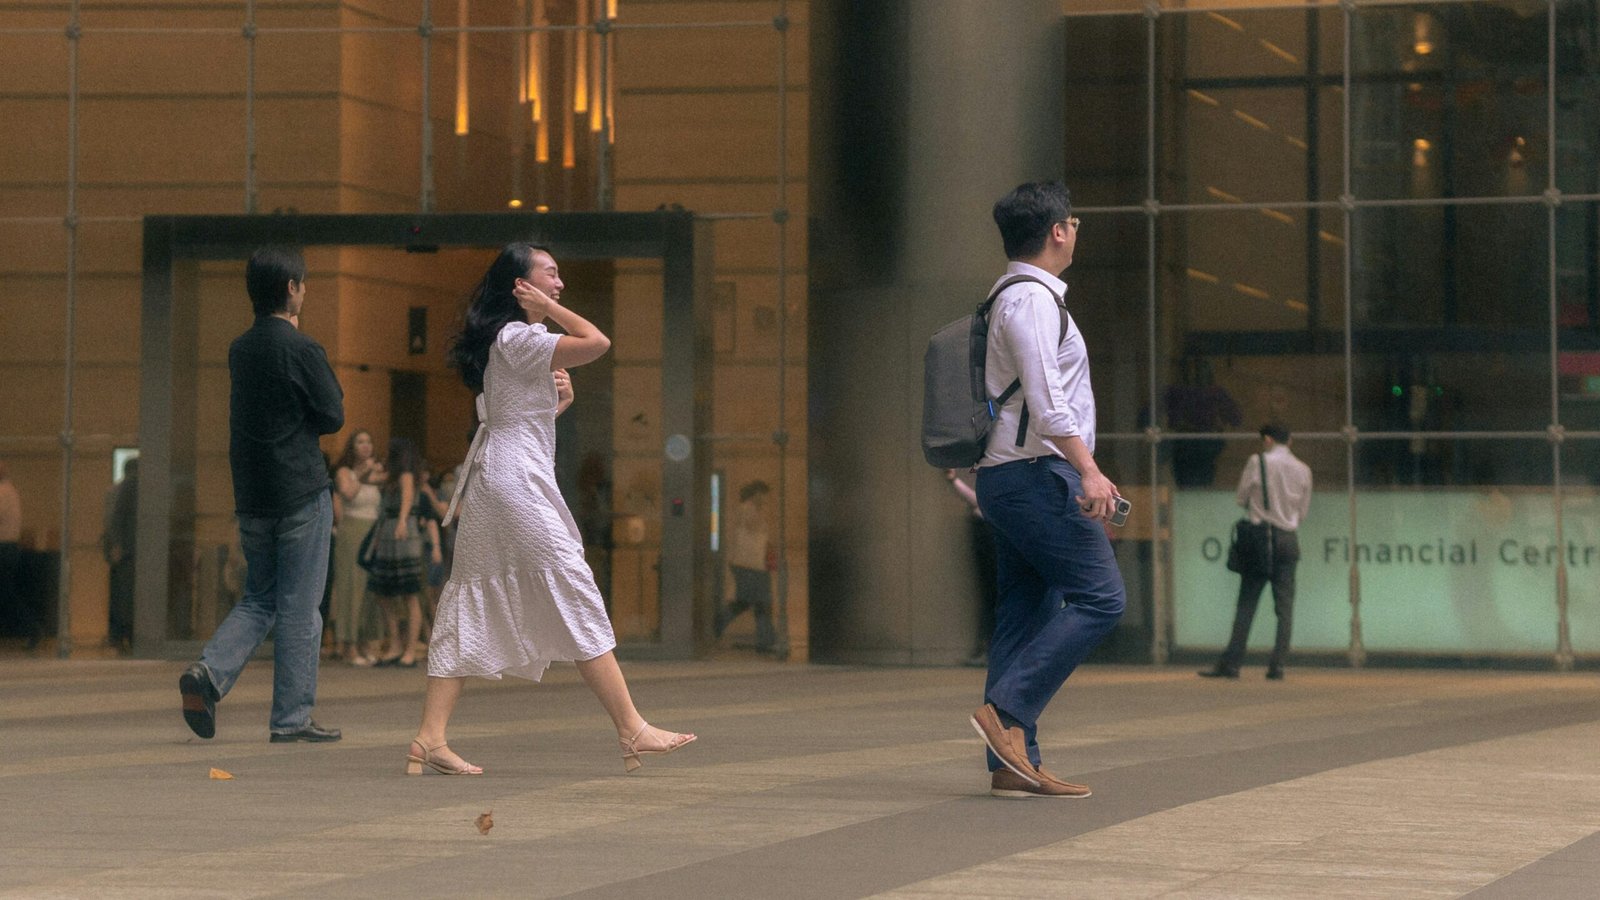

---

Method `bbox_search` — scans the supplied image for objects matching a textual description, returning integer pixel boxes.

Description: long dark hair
[384,437,423,489]
[333,429,372,473]
[448,242,548,392]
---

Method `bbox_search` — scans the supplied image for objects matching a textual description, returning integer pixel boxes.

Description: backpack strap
[982,277,1068,447]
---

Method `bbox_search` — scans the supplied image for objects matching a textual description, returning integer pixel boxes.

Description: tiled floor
[0,657,1596,898]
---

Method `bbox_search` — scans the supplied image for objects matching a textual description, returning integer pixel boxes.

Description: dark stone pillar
[809,2,1064,663]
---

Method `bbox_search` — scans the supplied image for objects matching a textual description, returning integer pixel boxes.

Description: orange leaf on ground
[208,768,234,780]
[475,810,494,835]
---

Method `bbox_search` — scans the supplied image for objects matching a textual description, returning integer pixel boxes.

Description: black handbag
[356,519,381,573]
[1225,453,1275,577]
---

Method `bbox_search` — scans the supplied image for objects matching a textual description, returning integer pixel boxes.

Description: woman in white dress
[408,243,696,776]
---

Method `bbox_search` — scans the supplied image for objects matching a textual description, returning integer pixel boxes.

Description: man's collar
[1004,260,1069,298]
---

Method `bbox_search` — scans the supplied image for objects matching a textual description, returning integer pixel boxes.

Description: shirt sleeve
[1297,464,1313,522]
[299,341,345,435]
[496,322,561,376]
[994,287,1079,440]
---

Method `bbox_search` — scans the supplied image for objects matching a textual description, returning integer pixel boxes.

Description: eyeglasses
[1060,216,1081,231]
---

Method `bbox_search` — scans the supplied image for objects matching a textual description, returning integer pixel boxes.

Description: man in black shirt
[179,246,345,743]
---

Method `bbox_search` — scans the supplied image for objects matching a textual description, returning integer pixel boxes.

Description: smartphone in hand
[1109,496,1132,528]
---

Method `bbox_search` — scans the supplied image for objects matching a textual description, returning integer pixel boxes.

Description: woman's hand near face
[513,279,555,322]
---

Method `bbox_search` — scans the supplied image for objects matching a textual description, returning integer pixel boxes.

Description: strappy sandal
[619,723,697,774]
[405,740,482,776]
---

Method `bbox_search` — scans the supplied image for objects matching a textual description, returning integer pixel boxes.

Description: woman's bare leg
[575,651,693,750]
[400,595,424,663]
[412,675,478,770]
[378,597,401,660]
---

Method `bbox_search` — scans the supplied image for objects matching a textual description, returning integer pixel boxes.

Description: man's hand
[513,279,555,321]
[431,546,443,566]
[1076,470,1119,523]
[554,368,574,412]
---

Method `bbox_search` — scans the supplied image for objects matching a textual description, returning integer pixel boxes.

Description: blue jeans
[198,491,332,733]
[976,457,1125,771]
[727,566,776,652]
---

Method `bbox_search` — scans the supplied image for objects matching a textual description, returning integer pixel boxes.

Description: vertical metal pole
[420,1,436,213]
[595,0,612,210]
[57,0,82,658]
[772,1,792,660]
[1144,2,1165,665]
[1341,0,1363,668]
[1548,0,1572,671]
[244,0,257,213]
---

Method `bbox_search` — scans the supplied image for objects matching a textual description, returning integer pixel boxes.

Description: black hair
[992,182,1072,260]
[1260,422,1291,444]
[385,437,424,481]
[245,246,307,317]
[448,242,551,392]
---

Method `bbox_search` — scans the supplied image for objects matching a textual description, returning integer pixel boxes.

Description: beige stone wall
[611,0,809,656]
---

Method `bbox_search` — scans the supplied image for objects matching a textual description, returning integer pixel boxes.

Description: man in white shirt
[1200,423,1313,681]
[967,182,1125,800]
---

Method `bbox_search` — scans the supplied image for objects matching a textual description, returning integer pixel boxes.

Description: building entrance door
[134,212,713,662]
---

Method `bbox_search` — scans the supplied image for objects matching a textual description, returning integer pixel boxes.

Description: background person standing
[0,459,37,648]
[1200,422,1312,681]
[714,480,776,656]
[178,246,345,743]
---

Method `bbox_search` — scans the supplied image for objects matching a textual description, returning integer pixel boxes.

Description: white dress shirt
[1237,444,1312,531]
[978,261,1097,466]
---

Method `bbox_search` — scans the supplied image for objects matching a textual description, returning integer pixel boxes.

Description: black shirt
[229,316,345,516]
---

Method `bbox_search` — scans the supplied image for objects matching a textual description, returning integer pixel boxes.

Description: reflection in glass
[1351,204,1550,434]
[1354,439,1554,654]
[1064,14,1147,208]
[1352,2,1548,201]
[1561,440,1600,656]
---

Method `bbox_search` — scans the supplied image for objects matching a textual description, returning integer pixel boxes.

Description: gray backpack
[921,275,1066,469]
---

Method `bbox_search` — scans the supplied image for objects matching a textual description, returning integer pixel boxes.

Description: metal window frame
[1064,0,1586,669]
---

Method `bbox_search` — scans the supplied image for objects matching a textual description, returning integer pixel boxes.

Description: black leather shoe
[1197,666,1239,679]
[1266,668,1285,681]
[269,721,342,743]
[179,663,219,739]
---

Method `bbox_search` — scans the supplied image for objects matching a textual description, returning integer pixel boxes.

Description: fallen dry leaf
[209,768,234,780]
[475,810,494,835]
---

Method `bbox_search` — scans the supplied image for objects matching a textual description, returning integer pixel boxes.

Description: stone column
[808,1,1064,663]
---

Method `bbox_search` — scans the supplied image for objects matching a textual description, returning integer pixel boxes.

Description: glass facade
[1068,0,1600,666]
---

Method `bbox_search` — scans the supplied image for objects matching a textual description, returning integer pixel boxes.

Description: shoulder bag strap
[1258,451,1271,511]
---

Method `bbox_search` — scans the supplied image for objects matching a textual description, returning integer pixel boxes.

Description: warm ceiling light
[508,199,524,209]
[1414,41,1434,55]
[1413,138,1432,151]
[535,204,550,213]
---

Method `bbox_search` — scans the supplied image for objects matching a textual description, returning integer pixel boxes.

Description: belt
[441,394,489,528]
[983,455,1065,471]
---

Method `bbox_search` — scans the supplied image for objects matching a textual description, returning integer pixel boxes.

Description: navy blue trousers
[976,457,1126,771]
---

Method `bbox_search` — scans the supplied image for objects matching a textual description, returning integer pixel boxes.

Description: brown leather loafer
[970,704,1040,786]
[991,766,1092,799]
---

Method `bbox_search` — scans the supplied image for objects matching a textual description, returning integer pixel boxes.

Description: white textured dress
[428,321,617,681]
